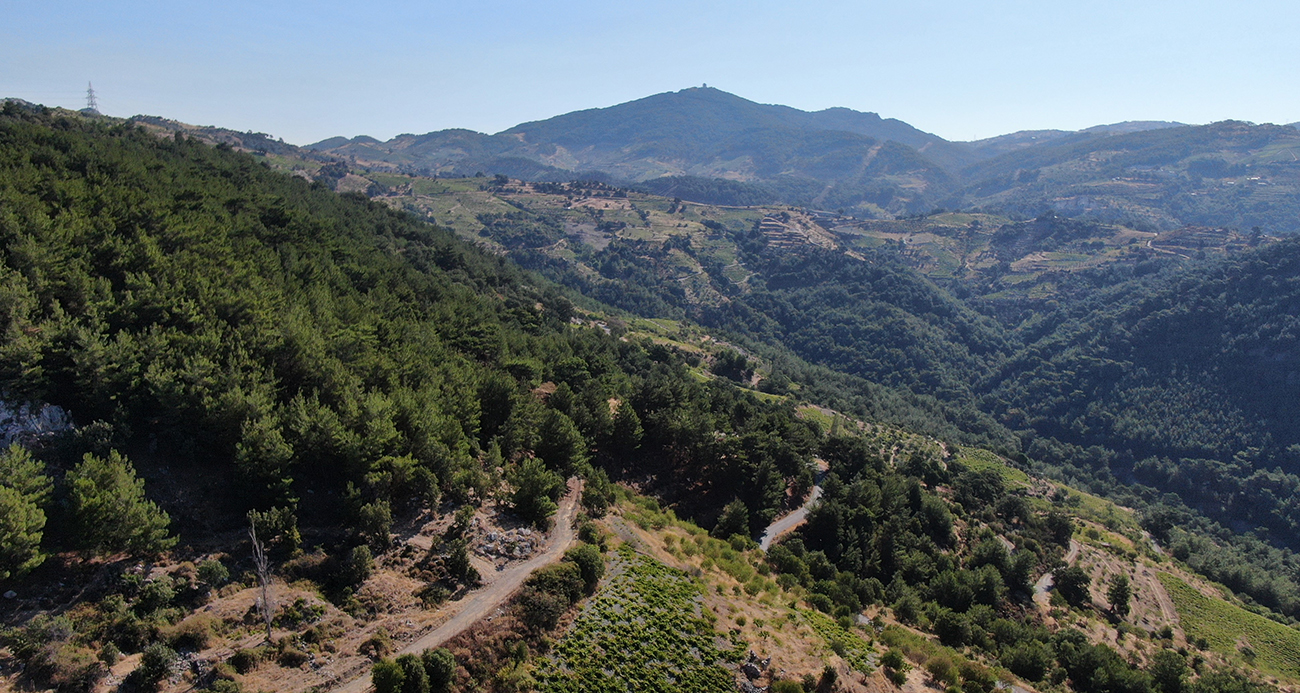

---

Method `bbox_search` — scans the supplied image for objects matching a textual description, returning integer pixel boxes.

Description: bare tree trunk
[249,517,274,643]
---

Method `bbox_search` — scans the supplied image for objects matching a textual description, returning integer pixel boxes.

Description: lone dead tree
[249,516,274,642]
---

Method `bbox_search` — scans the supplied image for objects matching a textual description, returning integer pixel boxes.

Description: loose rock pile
[475,527,542,560]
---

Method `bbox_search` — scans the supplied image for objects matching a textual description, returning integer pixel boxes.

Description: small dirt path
[1033,539,1081,605]
[332,479,583,693]
[759,460,828,551]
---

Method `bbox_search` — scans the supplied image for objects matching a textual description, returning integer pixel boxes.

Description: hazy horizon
[4,0,1298,146]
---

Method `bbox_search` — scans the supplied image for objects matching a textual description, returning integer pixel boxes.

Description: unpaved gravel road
[759,461,828,551]
[1034,539,1081,602]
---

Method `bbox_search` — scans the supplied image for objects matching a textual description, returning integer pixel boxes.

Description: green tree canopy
[1149,649,1186,693]
[564,543,605,594]
[0,444,51,579]
[1055,566,1092,608]
[0,486,46,580]
[66,450,175,555]
[372,658,405,693]
[510,458,565,527]
[420,648,456,693]
[1107,573,1132,617]
[712,498,751,539]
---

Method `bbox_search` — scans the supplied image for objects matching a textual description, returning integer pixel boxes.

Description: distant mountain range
[305,88,1187,177]
[299,88,1300,230]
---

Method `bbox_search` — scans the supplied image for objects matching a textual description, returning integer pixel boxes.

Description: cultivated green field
[954,447,1031,488]
[1160,573,1300,679]
[536,546,743,693]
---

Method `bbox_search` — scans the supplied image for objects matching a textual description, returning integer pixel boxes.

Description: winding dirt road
[333,478,583,693]
[759,462,828,551]
[1034,539,1081,604]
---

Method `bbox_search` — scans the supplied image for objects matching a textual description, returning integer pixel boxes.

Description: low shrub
[417,583,451,606]
[277,644,311,668]
[359,628,393,659]
[129,643,178,691]
[275,597,325,629]
[41,643,105,693]
[166,614,220,650]
[197,559,230,588]
[229,647,264,674]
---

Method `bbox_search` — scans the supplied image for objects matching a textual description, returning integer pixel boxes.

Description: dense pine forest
[0,103,823,564]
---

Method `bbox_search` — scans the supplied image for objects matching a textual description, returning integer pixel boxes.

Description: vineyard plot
[536,545,742,693]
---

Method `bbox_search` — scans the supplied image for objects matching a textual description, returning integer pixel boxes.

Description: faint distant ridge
[960,119,1300,232]
[126,114,341,165]
[1081,120,1186,135]
[960,121,1186,159]
[304,135,380,150]
[961,129,1074,159]
[498,86,975,171]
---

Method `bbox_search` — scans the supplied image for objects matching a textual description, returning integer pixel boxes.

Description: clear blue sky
[4,0,1298,146]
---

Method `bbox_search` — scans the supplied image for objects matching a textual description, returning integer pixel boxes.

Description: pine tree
[1150,649,1186,693]
[0,444,52,579]
[1055,566,1092,607]
[611,403,643,454]
[1108,573,1132,617]
[66,450,175,555]
[372,659,405,693]
[421,648,456,693]
[510,458,565,527]
[0,486,46,579]
[712,499,751,539]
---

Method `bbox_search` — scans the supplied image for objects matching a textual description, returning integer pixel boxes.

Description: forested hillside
[0,103,824,567]
[305,88,959,216]
[424,175,1300,621]
[959,121,1300,232]
[986,239,1300,550]
[298,88,1300,231]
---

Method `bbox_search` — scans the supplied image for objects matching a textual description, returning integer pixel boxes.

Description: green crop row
[536,546,740,693]
[1159,573,1300,678]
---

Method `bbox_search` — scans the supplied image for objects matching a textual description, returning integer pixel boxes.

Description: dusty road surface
[759,461,828,551]
[1034,538,1082,605]
[333,478,583,693]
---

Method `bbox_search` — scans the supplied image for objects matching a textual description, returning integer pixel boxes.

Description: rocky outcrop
[0,401,73,446]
